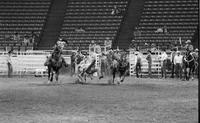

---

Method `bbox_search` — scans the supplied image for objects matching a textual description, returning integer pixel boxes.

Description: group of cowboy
[159,40,198,80]
[129,39,198,80]
[50,37,198,81]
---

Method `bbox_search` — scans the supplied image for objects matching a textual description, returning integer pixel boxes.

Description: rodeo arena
[0,0,199,123]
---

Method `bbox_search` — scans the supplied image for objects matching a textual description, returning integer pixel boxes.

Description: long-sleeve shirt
[174,55,183,64]
[146,54,152,64]
[6,55,12,64]
[160,52,168,61]
[135,55,142,65]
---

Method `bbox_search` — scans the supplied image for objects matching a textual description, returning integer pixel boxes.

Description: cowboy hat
[185,40,191,43]
[135,51,139,55]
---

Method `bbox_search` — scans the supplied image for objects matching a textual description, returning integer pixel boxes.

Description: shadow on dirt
[66,82,116,86]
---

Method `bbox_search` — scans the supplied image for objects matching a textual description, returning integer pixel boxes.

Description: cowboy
[135,51,142,78]
[146,50,152,78]
[185,40,193,51]
[193,48,199,61]
[45,38,66,66]
[170,48,177,78]
[113,48,121,61]
[6,51,13,78]
[160,49,168,78]
[89,40,96,53]
[192,48,199,78]
[174,51,183,79]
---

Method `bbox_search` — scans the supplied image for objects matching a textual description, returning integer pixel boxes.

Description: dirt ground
[0,76,198,123]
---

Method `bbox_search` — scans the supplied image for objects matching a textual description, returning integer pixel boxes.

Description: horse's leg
[50,71,53,82]
[84,73,87,83]
[55,70,59,83]
[186,68,190,81]
[47,66,50,81]
[112,68,116,84]
[120,70,127,83]
[183,67,187,81]
[190,67,195,81]
[47,67,51,83]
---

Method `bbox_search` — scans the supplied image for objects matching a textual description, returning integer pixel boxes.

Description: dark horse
[106,51,129,84]
[183,51,196,81]
[44,52,68,83]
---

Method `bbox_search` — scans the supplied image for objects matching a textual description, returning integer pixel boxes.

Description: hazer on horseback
[182,40,197,81]
[44,38,68,83]
[106,48,129,84]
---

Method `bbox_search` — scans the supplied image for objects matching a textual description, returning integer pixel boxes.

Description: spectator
[30,31,39,49]
[75,27,85,33]
[13,33,20,41]
[155,27,163,33]
[89,40,96,53]
[135,51,142,78]
[133,27,141,37]
[160,49,168,78]
[18,45,21,52]
[163,25,168,34]
[111,5,120,15]
[23,35,30,46]
[146,50,152,78]
[6,51,13,78]
[30,31,36,44]
[174,51,183,79]
[170,48,177,78]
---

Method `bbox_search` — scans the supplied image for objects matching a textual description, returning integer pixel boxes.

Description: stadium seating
[0,0,52,51]
[60,0,129,50]
[132,0,198,49]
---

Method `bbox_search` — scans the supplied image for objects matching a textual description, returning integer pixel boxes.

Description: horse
[182,51,196,81]
[75,54,103,83]
[105,51,129,84]
[44,52,68,83]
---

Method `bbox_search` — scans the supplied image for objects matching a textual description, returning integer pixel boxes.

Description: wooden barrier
[129,50,171,76]
[0,51,71,76]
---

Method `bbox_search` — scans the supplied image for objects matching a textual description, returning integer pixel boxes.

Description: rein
[184,54,194,63]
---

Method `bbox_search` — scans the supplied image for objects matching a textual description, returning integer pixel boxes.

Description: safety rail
[0,50,71,76]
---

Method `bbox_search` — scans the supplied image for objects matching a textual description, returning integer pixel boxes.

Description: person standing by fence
[146,50,152,78]
[135,51,142,78]
[160,49,168,78]
[6,51,13,78]
[174,51,183,79]
[170,48,177,78]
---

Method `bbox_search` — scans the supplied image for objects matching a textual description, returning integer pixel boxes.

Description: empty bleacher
[132,0,199,49]
[60,0,129,50]
[0,0,52,51]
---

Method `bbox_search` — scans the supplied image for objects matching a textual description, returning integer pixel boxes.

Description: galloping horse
[105,50,129,84]
[183,51,196,81]
[44,52,68,83]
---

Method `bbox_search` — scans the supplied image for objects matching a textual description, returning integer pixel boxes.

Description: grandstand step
[38,0,67,49]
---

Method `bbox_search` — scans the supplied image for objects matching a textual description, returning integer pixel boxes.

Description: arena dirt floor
[0,75,198,123]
